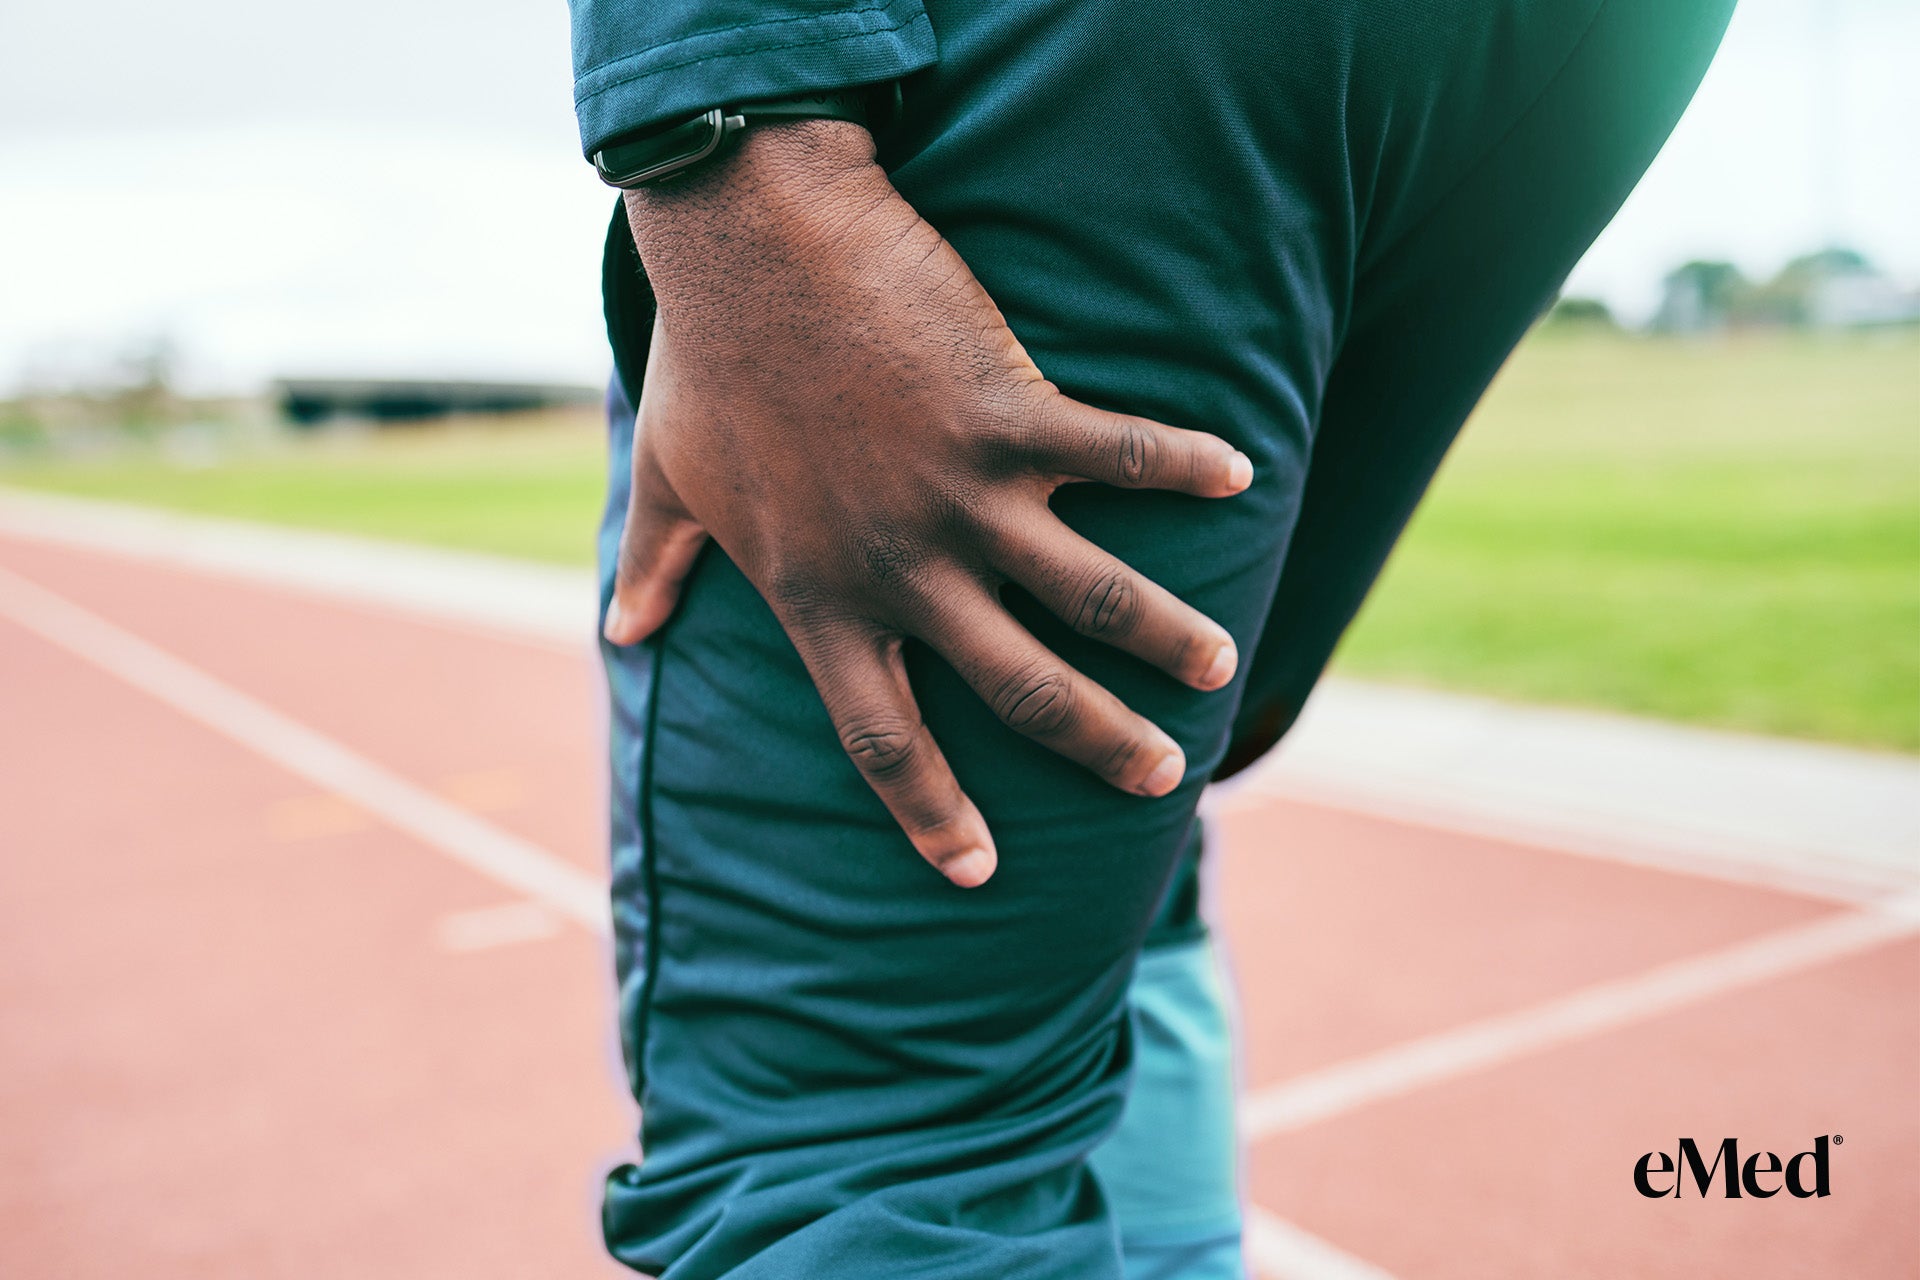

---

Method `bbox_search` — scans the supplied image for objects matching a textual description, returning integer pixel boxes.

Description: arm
[602,121,1250,887]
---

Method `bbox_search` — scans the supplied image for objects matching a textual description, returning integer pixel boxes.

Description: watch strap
[734,86,874,127]
[592,82,898,189]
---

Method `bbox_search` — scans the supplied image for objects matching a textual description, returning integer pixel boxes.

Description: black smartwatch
[591,83,899,189]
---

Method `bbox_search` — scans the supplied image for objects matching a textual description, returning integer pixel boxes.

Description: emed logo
[1636,1135,1837,1198]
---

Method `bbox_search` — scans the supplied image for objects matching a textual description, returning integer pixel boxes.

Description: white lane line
[437,901,565,952]
[1240,893,1920,1142]
[1244,1206,1399,1280]
[10,487,1919,910]
[0,486,596,648]
[0,564,610,936]
[1221,680,1920,907]
[1207,779,1908,909]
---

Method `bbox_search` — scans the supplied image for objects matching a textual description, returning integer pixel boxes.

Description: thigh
[599,387,1212,1280]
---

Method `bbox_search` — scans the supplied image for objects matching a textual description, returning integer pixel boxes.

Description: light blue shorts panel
[1095,936,1245,1279]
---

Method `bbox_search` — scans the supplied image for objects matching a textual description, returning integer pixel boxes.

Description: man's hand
[603,120,1250,888]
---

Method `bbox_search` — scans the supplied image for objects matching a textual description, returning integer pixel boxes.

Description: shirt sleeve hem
[573,3,936,156]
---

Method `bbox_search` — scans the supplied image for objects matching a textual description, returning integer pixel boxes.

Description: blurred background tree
[1654,247,1920,333]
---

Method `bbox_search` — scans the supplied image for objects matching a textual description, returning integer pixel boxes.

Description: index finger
[1025,395,1253,498]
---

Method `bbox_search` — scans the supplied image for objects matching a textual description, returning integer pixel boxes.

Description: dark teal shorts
[595,0,1732,1274]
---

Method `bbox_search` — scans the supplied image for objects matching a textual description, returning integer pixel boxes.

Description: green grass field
[1336,329,1919,752]
[5,330,1916,751]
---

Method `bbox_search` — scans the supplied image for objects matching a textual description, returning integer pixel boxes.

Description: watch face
[594,110,728,188]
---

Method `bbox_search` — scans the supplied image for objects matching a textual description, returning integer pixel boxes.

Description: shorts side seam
[632,628,670,1088]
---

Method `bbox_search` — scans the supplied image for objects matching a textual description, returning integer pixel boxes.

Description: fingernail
[945,847,996,888]
[1140,749,1185,798]
[601,599,625,643]
[1227,452,1254,492]
[1200,638,1237,690]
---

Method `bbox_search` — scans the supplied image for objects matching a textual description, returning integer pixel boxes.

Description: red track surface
[2,535,1914,1279]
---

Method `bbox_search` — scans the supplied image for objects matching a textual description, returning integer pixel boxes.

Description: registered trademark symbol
[1833,1135,1843,1144]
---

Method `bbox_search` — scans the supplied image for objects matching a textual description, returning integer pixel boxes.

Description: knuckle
[1114,422,1158,487]
[1008,386,1066,448]
[838,720,921,783]
[964,397,1035,473]
[853,524,926,593]
[979,424,1030,474]
[765,569,831,626]
[975,387,1036,449]
[1073,571,1139,638]
[991,666,1074,736]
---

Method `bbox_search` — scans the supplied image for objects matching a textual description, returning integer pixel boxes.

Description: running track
[1,506,1915,1279]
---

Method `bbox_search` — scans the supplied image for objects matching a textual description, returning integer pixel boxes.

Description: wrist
[624,119,889,309]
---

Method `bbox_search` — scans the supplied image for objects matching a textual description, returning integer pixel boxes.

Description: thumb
[604,438,708,645]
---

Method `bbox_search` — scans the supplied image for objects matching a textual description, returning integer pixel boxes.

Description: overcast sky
[0,0,1914,394]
